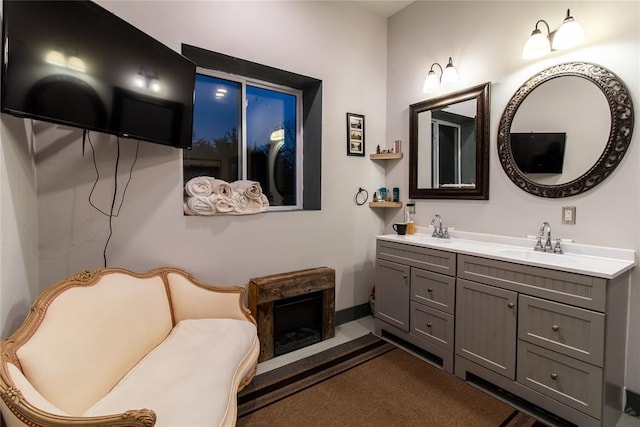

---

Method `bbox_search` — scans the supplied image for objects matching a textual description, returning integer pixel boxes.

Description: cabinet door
[455,279,517,379]
[376,259,410,331]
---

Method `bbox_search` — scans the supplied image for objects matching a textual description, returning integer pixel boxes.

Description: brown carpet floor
[238,336,543,427]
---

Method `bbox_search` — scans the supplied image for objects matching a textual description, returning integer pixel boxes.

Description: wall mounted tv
[510,132,567,174]
[1,0,195,149]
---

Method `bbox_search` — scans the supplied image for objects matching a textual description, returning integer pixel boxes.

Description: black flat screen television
[1,0,195,149]
[510,132,567,174]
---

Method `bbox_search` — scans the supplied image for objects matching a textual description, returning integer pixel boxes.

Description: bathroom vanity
[374,231,635,427]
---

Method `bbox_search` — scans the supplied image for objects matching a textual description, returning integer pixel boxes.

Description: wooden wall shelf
[369,201,403,208]
[370,153,403,160]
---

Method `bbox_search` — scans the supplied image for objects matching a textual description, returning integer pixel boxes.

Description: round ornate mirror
[497,62,634,198]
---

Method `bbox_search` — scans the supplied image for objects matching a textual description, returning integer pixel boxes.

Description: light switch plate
[562,206,576,225]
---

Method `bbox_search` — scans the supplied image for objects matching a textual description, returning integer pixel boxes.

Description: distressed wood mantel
[249,267,336,362]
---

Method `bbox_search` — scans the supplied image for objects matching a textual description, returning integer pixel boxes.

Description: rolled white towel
[185,177,214,197]
[185,196,216,216]
[211,194,235,213]
[210,178,232,198]
[233,194,249,212]
[231,180,263,200]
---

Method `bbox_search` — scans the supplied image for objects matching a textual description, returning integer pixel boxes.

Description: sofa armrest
[158,268,256,325]
[1,384,156,427]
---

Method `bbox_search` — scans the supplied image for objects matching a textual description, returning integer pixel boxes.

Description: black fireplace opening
[273,291,323,357]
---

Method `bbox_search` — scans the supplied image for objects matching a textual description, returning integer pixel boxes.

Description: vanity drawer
[517,341,602,419]
[377,240,456,276]
[519,295,604,366]
[410,301,454,352]
[457,254,606,311]
[411,268,455,315]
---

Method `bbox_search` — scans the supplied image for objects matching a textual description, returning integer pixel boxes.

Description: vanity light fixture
[522,9,584,60]
[423,57,458,92]
[135,68,162,92]
[45,48,86,72]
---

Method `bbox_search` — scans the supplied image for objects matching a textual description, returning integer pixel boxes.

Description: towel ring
[355,187,369,206]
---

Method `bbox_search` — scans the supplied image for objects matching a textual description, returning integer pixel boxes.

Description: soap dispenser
[405,203,415,234]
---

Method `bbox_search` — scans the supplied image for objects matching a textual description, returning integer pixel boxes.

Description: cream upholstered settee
[0,267,259,427]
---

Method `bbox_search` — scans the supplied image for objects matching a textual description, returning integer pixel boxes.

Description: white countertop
[377,228,636,279]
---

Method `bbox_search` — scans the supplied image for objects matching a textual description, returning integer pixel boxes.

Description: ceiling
[355,1,414,18]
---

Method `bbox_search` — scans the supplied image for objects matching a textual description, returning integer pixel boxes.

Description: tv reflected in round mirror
[497,62,634,198]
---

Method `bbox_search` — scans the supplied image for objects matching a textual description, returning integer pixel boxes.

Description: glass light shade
[423,71,440,92]
[134,72,145,88]
[45,49,66,67]
[149,78,161,93]
[66,56,86,72]
[552,15,584,50]
[441,63,458,85]
[522,29,551,59]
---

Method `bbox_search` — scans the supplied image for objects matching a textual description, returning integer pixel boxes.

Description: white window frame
[195,67,303,210]
[431,119,462,187]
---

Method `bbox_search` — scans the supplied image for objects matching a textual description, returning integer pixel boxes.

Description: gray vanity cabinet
[375,237,631,427]
[455,279,517,379]
[455,254,628,427]
[375,240,456,372]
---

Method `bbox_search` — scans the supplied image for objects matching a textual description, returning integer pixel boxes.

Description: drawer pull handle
[550,373,558,380]
[507,302,515,309]
[552,325,560,332]
[426,322,433,328]
[402,274,409,279]
[427,288,433,293]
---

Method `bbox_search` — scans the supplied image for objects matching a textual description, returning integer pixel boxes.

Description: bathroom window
[184,71,302,209]
[181,44,322,210]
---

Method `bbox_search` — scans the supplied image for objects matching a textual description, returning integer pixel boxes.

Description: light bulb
[149,78,161,93]
[441,58,458,85]
[134,72,145,88]
[522,29,551,59]
[66,55,86,72]
[423,71,440,92]
[552,9,584,50]
[45,49,66,67]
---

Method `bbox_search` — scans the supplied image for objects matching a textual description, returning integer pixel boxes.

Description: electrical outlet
[562,206,576,225]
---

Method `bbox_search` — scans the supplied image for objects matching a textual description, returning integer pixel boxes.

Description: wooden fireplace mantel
[249,267,336,362]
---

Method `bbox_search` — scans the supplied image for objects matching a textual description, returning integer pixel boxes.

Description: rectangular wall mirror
[409,82,490,200]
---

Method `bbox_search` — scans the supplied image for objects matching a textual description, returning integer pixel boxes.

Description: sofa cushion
[16,273,173,415]
[83,318,258,427]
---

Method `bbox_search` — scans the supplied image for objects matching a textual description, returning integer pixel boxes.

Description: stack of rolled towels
[184,176,270,216]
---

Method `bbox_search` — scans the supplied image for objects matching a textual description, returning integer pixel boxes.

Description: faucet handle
[442,227,450,239]
[553,238,563,254]
[534,236,544,252]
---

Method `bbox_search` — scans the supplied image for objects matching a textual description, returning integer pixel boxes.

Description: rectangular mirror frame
[409,82,490,200]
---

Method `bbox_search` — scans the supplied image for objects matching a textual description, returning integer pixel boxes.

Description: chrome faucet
[534,221,562,253]
[430,214,449,239]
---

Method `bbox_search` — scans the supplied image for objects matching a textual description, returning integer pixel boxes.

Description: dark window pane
[184,74,240,184]
[246,85,297,206]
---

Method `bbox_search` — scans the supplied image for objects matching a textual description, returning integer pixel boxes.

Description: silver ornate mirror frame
[497,62,634,198]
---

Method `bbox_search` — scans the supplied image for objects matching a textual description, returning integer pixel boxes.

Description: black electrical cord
[102,139,120,267]
[86,132,140,267]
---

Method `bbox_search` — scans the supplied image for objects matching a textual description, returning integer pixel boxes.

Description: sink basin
[402,234,453,244]
[497,249,573,263]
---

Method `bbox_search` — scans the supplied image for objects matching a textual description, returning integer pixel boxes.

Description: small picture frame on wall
[346,113,365,156]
